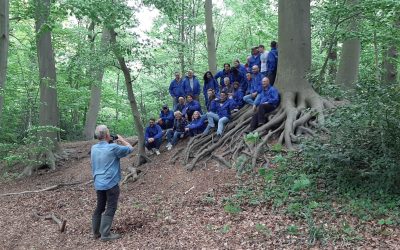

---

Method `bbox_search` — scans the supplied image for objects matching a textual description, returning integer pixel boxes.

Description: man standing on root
[91,125,133,241]
[203,91,235,142]
[249,77,280,131]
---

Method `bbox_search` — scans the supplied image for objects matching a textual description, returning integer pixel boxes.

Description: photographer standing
[90,125,133,241]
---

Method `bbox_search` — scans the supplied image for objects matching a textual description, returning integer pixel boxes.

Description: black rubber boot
[92,215,101,239]
[100,215,121,241]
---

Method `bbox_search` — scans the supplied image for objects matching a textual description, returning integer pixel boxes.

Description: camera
[109,134,119,143]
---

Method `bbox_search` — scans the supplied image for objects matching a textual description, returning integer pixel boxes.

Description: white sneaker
[155,149,160,155]
[166,142,172,148]
[167,144,173,151]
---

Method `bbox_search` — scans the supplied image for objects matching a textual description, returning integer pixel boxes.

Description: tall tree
[204,0,217,74]
[109,28,149,166]
[83,27,110,140]
[275,0,327,149]
[335,0,361,88]
[0,0,9,124]
[35,0,59,144]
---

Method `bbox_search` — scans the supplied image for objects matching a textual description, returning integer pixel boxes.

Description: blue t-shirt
[91,141,133,190]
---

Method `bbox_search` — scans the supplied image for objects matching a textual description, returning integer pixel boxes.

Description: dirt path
[0,140,399,249]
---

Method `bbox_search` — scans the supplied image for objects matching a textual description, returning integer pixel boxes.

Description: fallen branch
[0,180,93,197]
[33,211,67,232]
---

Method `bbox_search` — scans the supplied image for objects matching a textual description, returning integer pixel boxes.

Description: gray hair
[95,125,109,140]
[174,111,182,117]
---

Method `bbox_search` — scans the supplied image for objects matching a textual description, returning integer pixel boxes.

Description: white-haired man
[91,125,133,241]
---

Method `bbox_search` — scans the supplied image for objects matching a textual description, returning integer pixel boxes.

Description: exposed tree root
[179,91,335,172]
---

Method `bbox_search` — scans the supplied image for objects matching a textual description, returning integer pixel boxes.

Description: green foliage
[223,199,242,214]
[0,126,62,175]
[305,83,400,194]
[287,224,299,235]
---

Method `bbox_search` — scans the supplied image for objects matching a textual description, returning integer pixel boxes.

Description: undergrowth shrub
[305,82,400,194]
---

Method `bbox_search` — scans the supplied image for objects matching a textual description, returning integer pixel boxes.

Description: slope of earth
[0,139,399,249]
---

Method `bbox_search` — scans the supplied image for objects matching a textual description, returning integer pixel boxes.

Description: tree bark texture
[83,28,110,140]
[335,0,361,89]
[0,0,9,124]
[204,0,217,75]
[35,0,59,145]
[109,28,148,166]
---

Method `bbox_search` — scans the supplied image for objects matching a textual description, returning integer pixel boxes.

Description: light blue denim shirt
[91,141,133,190]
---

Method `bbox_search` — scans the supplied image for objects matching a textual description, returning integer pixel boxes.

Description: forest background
[1,0,400,243]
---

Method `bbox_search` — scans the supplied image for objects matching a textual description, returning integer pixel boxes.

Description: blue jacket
[235,64,247,75]
[266,48,278,74]
[249,73,263,94]
[214,70,233,88]
[203,78,219,106]
[254,85,280,108]
[182,100,202,116]
[91,141,133,190]
[159,110,174,124]
[145,124,163,141]
[210,98,235,119]
[183,76,201,96]
[231,88,244,108]
[169,79,185,99]
[248,54,261,69]
[175,103,185,112]
[187,117,206,135]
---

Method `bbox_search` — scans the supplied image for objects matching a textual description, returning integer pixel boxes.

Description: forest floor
[0,139,399,249]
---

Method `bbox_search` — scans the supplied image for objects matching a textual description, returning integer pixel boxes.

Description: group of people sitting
[144,41,280,155]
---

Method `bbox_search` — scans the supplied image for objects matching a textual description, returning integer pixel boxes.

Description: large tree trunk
[335,0,361,88]
[0,0,9,124]
[83,27,110,140]
[204,0,217,75]
[35,0,59,146]
[109,28,149,166]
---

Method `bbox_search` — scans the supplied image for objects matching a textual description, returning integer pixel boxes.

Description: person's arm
[167,111,174,122]
[116,135,133,150]
[154,125,163,139]
[267,88,280,106]
[169,81,175,97]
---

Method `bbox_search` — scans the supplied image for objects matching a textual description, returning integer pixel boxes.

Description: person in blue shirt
[182,70,201,100]
[243,65,263,105]
[205,88,218,112]
[214,63,233,89]
[243,72,251,95]
[249,77,280,131]
[165,111,187,150]
[182,94,202,122]
[233,59,247,76]
[247,47,261,70]
[203,71,219,107]
[185,111,206,136]
[230,81,244,110]
[174,96,186,112]
[203,91,235,142]
[158,104,174,130]
[266,41,278,85]
[231,67,245,88]
[145,118,163,155]
[168,72,185,110]
[90,125,133,241]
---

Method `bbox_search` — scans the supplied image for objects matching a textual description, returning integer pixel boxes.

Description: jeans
[166,130,185,145]
[93,184,120,217]
[145,137,162,150]
[243,94,262,106]
[203,112,229,136]
[172,97,178,110]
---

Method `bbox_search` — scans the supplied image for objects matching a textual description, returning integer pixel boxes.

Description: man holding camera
[91,125,133,241]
